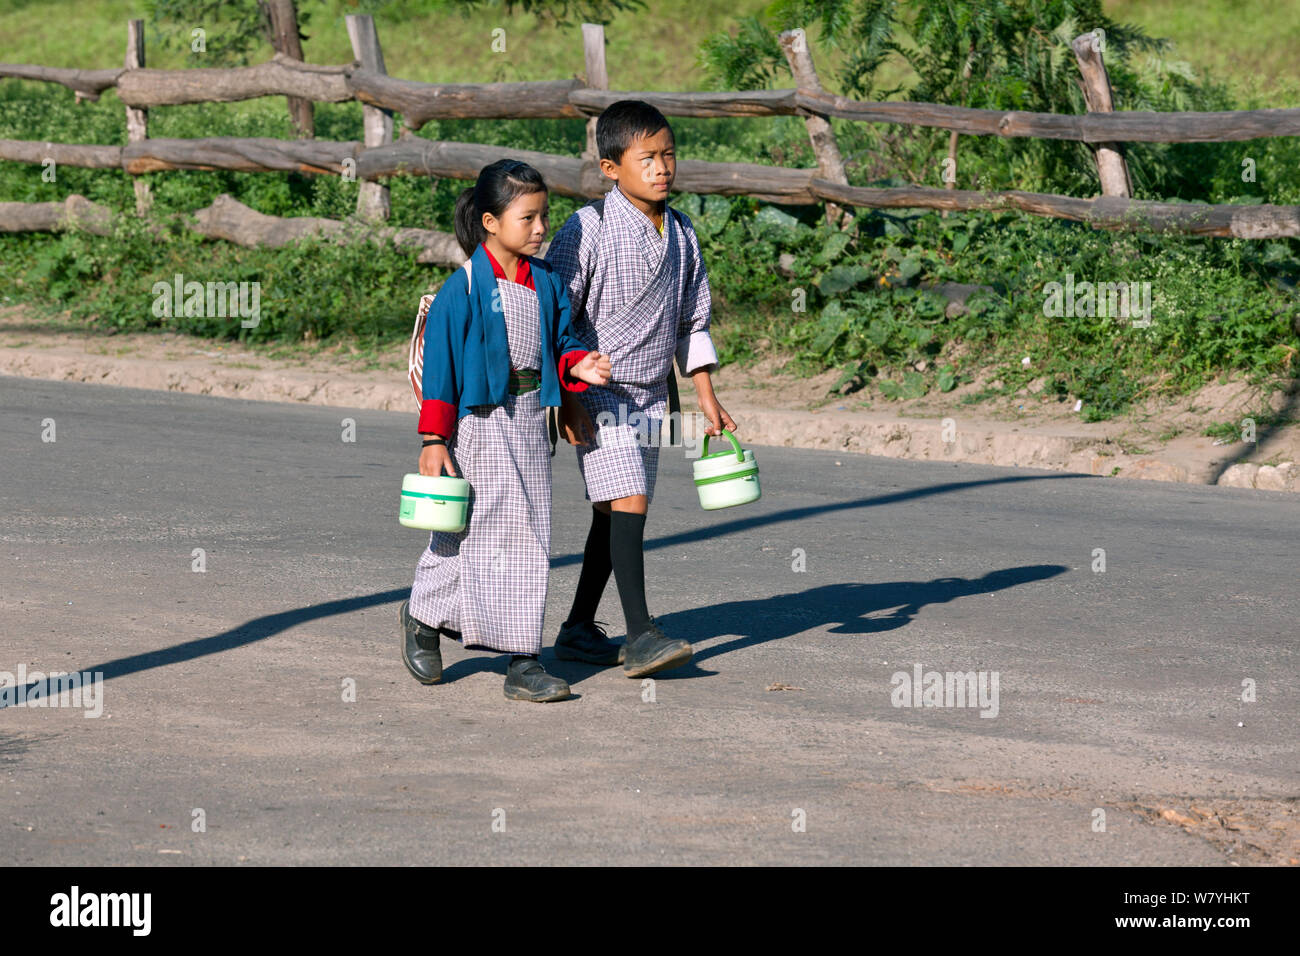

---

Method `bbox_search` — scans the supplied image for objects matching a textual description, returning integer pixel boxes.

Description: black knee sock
[565,507,612,626]
[511,654,537,665]
[609,511,651,637]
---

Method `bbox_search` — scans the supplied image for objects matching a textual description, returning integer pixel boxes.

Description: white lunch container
[399,473,471,532]
[692,429,760,510]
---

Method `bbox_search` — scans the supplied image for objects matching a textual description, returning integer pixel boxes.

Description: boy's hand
[697,392,737,437]
[559,389,597,446]
[690,367,737,437]
[418,441,458,477]
[571,350,612,386]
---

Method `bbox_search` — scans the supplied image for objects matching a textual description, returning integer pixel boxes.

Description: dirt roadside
[2,304,1295,492]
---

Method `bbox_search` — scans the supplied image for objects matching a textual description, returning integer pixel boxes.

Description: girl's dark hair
[453,159,548,257]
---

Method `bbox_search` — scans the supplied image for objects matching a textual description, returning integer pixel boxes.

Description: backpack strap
[408,256,475,409]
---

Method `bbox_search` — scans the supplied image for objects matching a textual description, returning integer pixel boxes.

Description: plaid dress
[408,278,550,655]
[546,186,718,504]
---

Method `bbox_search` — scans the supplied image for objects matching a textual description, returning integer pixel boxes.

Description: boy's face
[600,126,675,206]
[483,190,549,255]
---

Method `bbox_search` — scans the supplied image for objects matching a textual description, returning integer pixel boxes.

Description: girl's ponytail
[451,160,549,260]
[453,186,485,258]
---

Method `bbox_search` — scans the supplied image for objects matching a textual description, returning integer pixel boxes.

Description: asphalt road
[1,375,1296,865]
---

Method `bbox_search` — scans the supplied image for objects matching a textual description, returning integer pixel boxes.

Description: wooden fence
[2,15,1299,258]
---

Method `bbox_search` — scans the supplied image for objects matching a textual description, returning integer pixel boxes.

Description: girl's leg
[504,652,570,702]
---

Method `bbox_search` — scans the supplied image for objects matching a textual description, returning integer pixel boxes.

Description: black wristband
[422,437,447,447]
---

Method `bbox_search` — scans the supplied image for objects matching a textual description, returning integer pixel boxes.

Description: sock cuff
[609,511,646,530]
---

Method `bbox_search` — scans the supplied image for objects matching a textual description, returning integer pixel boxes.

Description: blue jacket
[417,243,591,438]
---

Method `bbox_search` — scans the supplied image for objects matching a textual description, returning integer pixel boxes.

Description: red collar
[481,244,535,290]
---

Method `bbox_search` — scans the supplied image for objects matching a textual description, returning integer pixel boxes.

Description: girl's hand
[419,442,458,477]
[572,350,612,386]
[559,390,597,446]
[698,394,737,437]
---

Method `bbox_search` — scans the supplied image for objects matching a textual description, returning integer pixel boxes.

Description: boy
[545,100,737,678]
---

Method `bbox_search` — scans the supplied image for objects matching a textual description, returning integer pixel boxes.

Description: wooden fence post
[943,45,975,208]
[580,23,609,196]
[778,27,850,225]
[266,0,314,137]
[346,14,392,222]
[124,19,151,216]
[1071,29,1133,198]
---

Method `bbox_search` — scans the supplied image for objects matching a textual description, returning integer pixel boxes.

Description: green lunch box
[692,429,761,510]
[399,473,471,532]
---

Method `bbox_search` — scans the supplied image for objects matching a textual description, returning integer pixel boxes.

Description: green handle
[700,428,744,462]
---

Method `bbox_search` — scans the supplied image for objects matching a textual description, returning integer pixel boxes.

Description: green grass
[3,0,1296,99]
[0,0,770,89]
[1105,0,1300,99]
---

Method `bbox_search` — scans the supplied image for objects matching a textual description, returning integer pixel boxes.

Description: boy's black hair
[452,158,547,258]
[596,100,674,164]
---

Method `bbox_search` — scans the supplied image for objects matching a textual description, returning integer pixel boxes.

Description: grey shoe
[622,619,692,678]
[555,619,625,666]
[504,657,571,702]
[400,600,442,684]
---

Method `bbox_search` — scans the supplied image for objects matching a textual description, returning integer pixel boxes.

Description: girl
[400,159,611,702]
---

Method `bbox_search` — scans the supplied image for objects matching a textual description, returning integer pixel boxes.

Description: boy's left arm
[676,220,735,437]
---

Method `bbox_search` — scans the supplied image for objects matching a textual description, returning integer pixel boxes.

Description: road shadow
[684,565,1067,660]
[3,471,1081,702]
[551,472,1086,568]
[0,588,410,709]
[547,564,1069,685]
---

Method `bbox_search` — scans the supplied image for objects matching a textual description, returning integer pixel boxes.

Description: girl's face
[482,190,549,256]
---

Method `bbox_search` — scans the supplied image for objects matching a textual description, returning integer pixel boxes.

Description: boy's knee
[609,495,648,515]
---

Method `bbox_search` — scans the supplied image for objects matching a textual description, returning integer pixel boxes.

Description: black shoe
[400,600,442,684]
[504,657,571,702]
[622,619,692,678]
[555,619,625,665]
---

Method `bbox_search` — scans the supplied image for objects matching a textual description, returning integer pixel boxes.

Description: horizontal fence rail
[4,54,1299,142]
[0,192,468,266]
[2,19,1298,241]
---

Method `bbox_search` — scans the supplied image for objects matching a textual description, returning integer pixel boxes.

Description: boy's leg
[607,494,650,637]
[565,380,686,672]
[563,504,614,627]
[607,494,692,678]
[554,500,626,665]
